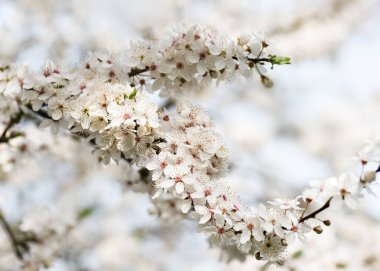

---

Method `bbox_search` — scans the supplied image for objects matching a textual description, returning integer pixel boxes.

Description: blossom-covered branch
[0,24,377,267]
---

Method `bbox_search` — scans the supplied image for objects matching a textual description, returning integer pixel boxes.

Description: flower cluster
[0,64,30,122]
[138,103,378,264]
[76,25,283,97]
[16,60,160,163]
[142,116,379,264]
[144,103,229,207]
[30,24,280,98]
[0,25,285,163]
[125,24,275,95]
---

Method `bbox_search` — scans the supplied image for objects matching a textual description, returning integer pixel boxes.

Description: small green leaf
[292,250,303,259]
[269,55,291,65]
[78,206,96,220]
[128,88,137,99]
[335,262,347,269]
[9,131,24,139]
[132,228,146,240]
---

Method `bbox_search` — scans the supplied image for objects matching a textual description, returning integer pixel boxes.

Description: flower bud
[363,171,376,184]
[323,220,331,226]
[313,226,323,234]
[260,75,273,88]
[255,252,262,260]
[210,70,218,79]
[281,239,288,247]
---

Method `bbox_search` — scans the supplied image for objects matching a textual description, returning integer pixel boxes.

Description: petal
[262,222,273,233]
[191,192,204,199]
[39,119,52,128]
[214,213,225,228]
[159,179,175,189]
[152,189,162,199]
[286,232,296,244]
[186,51,200,63]
[158,63,172,74]
[274,225,285,238]
[145,160,159,170]
[81,116,90,129]
[199,212,211,224]
[209,45,221,55]
[152,171,162,181]
[51,109,62,120]
[240,230,251,244]
[175,182,185,194]
[234,222,246,231]
[152,78,163,90]
[252,229,265,242]
[215,58,226,70]
[194,205,206,215]
[181,200,192,213]
[197,62,207,74]
[32,100,43,111]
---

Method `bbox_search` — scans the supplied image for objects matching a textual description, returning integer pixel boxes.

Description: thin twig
[0,210,23,260]
[0,112,22,143]
[128,67,149,77]
[299,198,332,223]
[247,57,270,63]
[160,98,176,111]
[0,123,13,142]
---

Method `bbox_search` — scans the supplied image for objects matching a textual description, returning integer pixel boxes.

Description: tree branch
[299,197,332,223]
[159,98,176,111]
[0,210,23,260]
[0,112,22,144]
[128,67,149,77]
[246,57,270,63]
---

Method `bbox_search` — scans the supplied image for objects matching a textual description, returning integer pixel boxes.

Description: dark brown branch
[0,112,22,144]
[231,56,270,64]
[125,60,273,77]
[25,105,50,120]
[128,67,149,77]
[159,98,176,111]
[0,124,13,143]
[246,57,270,63]
[0,210,23,260]
[299,197,332,223]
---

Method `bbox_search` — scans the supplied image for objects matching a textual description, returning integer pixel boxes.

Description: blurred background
[1,0,380,270]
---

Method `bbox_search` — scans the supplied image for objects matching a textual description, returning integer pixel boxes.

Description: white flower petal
[240,230,251,244]
[175,182,185,194]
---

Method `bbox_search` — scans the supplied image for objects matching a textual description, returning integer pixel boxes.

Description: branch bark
[128,67,149,77]
[0,210,23,260]
[0,112,22,144]
[299,197,332,223]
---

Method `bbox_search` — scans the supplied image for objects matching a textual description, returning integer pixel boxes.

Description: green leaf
[132,228,146,240]
[127,88,137,99]
[292,249,303,259]
[269,55,291,65]
[78,205,96,220]
[9,131,24,139]
[335,263,347,269]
